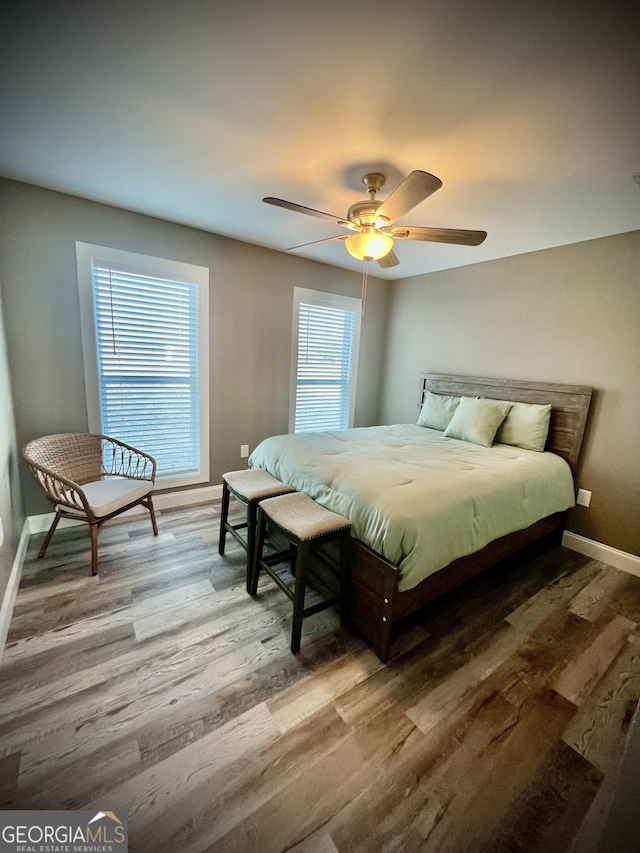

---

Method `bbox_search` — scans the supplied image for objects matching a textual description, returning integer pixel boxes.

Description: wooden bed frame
[345,373,593,662]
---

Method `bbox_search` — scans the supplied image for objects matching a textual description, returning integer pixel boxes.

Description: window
[77,243,209,488]
[290,288,361,433]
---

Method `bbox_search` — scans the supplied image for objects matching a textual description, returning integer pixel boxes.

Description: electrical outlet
[240,444,249,458]
[576,489,592,507]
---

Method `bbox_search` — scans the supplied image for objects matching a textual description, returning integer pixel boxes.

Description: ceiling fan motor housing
[347,200,386,228]
[349,172,391,228]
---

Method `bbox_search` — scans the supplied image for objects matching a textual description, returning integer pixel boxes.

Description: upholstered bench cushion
[259,492,351,541]
[57,478,152,518]
[223,468,295,502]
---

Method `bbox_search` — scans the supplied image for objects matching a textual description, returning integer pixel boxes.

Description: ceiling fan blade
[390,226,487,246]
[263,197,355,230]
[377,249,400,269]
[286,234,349,252]
[374,171,442,227]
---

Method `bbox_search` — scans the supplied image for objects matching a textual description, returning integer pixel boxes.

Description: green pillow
[417,391,461,431]
[495,401,552,452]
[443,397,512,447]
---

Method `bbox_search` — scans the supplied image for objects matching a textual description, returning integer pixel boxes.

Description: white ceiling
[1,0,639,280]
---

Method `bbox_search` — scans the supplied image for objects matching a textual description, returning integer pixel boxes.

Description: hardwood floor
[1,500,638,852]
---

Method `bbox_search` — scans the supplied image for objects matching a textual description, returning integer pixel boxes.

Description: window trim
[76,242,210,489]
[289,287,361,434]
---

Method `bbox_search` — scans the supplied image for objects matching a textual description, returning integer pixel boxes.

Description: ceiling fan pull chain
[361,259,368,317]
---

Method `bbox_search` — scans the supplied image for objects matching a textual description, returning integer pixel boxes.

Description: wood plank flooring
[1,500,639,852]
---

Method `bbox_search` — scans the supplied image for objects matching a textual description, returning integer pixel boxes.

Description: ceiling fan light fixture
[345,229,393,261]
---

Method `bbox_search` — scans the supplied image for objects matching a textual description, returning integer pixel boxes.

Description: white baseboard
[154,484,223,510]
[562,531,640,578]
[27,483,223,535]
[0,519,30,663]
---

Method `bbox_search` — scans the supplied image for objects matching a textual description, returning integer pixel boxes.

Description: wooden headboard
[419,373,593,473]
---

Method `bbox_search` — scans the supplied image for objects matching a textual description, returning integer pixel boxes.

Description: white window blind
[77,244,209,488]
[290,288,361,433]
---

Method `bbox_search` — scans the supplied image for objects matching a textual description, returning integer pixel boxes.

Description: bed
[249,374,593,662]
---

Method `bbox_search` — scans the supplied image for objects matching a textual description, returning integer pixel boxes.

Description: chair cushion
[58,478,152,518]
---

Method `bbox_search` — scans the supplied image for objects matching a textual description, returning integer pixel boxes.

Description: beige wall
[0,179,389,516]
[0,275,24,604]
[381,230,640,556]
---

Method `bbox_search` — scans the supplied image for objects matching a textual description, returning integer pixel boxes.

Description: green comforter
[249,424,575,591]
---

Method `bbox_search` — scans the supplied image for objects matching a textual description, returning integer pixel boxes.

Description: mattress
[249,424,575,591]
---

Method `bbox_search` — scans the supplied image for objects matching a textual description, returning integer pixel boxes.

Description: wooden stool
[250,492,351,654]
[218,469,295,591]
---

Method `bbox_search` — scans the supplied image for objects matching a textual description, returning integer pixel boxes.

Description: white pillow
[443,397,512,447]
[495,401,552,452]
[417,391,461,431]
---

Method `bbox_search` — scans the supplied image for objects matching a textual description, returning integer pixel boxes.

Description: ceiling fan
[263,170,487,269]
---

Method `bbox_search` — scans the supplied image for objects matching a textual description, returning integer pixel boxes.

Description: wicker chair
[23,433,158,576]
